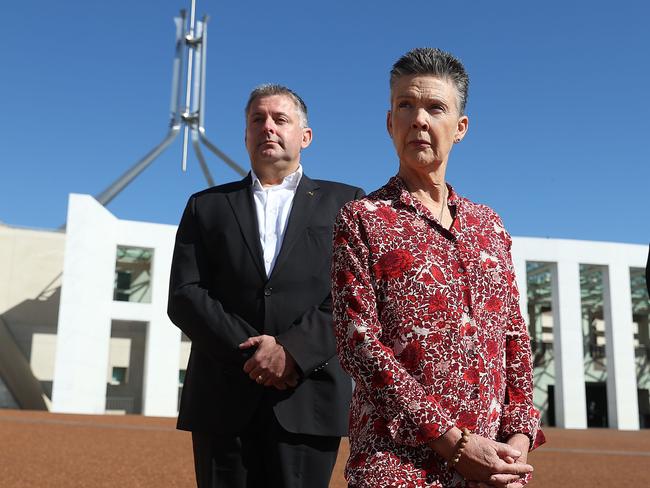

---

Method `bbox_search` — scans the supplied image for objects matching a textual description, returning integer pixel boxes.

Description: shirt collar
[389,175,460,208]
[251,165,303,191]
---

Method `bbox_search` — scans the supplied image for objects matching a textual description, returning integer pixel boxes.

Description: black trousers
[191,407,341,488]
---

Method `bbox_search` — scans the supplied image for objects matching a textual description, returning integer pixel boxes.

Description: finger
[506,483,524,488]
[239,336,262,349]
[494,442,521,460]
[248,367,266,381]
[490,473,521,484]
[503,455,516,464]
[243,358,258,374]
[493,461,533,476]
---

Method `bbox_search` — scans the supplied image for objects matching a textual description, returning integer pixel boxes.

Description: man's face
[387,75,468,172]
[245,94,312,173]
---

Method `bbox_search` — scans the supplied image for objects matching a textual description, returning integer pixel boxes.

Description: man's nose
[411,108,429,130]
[262,117,276,133]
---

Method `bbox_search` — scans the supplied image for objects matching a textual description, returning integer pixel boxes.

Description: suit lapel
[269,175,321,280]
[225,175,267,280]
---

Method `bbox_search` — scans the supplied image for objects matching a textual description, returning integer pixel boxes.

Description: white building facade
[1,194,648,429]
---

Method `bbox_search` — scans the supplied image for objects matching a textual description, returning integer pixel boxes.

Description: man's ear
[301,127,313,149]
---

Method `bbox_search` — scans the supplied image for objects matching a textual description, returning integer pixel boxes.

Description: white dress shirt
[251,165,303,276]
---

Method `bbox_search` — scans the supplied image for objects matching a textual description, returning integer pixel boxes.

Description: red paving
[1,409,649,487]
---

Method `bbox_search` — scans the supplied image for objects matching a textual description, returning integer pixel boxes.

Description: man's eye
[398,101,412,109]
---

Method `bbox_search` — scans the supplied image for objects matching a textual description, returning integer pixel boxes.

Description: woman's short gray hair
[245,84,309,127]
[390,47,469,115]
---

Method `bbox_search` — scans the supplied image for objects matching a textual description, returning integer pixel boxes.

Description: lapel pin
[307,191,314,196]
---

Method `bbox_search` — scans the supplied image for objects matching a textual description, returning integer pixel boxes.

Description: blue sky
[1,0,648,244]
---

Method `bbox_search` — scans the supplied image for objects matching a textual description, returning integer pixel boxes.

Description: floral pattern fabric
[332,176,544,487]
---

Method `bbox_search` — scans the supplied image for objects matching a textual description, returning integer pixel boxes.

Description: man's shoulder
[188,178,249,201]
[310,178,364,196]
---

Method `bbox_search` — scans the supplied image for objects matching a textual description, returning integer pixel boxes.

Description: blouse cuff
[385,399,455,447]
[499,404,545,450]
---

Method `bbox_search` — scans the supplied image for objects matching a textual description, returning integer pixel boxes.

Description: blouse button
[458,267,465,273]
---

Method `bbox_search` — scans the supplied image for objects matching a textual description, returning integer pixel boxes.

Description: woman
[332,48,544,488]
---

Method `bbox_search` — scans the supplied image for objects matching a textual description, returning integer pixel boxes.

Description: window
[179,369,186,387]
[114,246,153,303]
[110,367,127,386]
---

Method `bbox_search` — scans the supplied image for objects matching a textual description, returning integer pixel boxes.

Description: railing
[106,396,135,413]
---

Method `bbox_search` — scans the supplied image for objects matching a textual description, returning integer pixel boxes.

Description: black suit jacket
[168,174,364,436]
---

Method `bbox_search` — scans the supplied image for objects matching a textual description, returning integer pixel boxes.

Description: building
[1,193,648,429]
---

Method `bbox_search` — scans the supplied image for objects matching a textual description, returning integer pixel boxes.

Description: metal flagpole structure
[93,0,246,208]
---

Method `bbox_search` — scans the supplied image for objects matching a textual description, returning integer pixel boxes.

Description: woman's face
[387,75,468,174]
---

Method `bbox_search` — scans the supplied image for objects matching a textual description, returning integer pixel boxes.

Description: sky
[1,0,648,244]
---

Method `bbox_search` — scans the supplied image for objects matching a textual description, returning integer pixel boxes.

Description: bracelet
[448,427,471,468]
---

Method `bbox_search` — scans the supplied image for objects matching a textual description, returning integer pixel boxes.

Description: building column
[603,263,639,429]
[52,195,116,414]
[551,260,587,428]
[513,258,528,329]
[141,315,181,416]
[141,235,180,417]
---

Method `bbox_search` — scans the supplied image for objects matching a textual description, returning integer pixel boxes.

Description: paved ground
[1,409,649,487]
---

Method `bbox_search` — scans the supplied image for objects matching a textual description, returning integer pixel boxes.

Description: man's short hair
[245,84,309,127]
[390,47,469,115]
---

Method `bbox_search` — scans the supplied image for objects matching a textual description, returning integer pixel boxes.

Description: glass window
[580,264,607,427]
[114,246,153,303]
[526,261,555,426]
[111,367,127,385]
[631,267,650,428]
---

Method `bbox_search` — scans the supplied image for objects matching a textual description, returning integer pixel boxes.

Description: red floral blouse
[332,176,544,487]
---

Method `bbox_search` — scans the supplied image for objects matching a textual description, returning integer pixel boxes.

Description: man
[168,84,364,488]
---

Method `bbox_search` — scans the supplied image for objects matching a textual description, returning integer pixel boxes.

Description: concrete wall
[0,223,64,400]
[51,195,180,417]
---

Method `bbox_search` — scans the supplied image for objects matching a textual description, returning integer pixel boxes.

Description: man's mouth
[260,140,280,148]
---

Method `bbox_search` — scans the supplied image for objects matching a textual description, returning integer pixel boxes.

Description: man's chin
[257,151,283,161]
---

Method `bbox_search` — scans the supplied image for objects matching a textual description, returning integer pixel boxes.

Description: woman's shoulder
[340,180,398,216]
[458,195,504,226]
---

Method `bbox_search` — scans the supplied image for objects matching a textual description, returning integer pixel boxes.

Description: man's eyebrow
[249,110,291,118]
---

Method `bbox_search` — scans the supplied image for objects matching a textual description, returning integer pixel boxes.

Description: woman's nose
[411,108,429,130]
